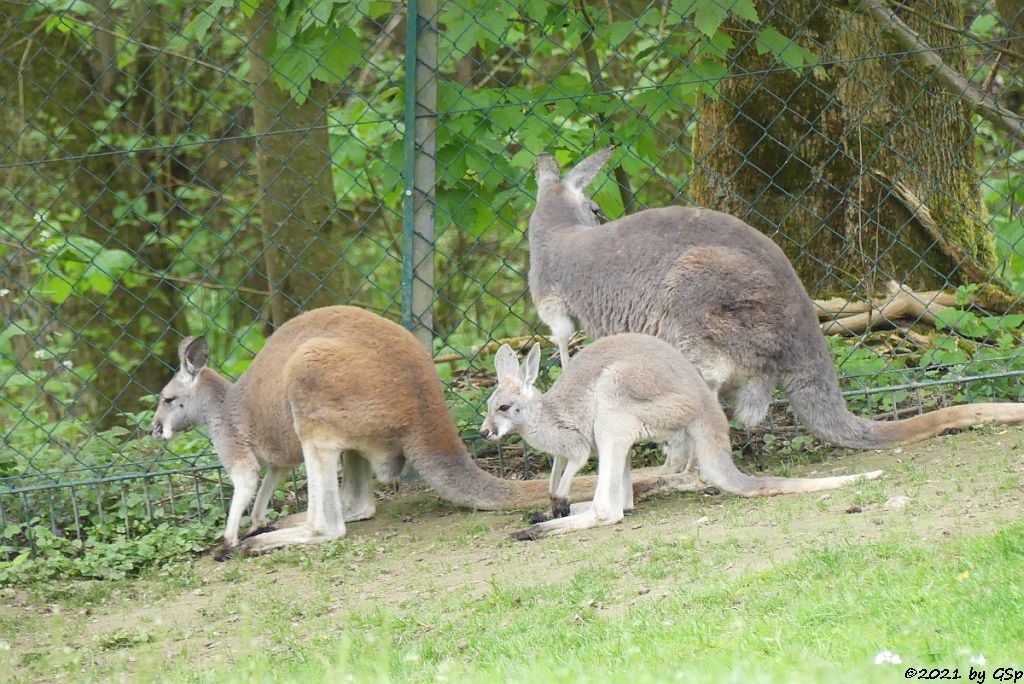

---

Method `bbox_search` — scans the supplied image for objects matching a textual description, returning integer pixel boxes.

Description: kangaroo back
[268,308,694,511]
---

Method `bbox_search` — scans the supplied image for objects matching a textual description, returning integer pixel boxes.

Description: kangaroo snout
[150,419,166,440]
[479,425,499,441]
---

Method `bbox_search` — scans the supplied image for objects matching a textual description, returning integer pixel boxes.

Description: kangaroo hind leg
[512,428,632,540]
[238,440,347,556]
[662,433,699,475]
[731,377,773,428]
[342,452,377,523]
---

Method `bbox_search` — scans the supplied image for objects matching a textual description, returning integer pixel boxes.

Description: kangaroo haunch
[529,148,1024,453]
[151,306,702,557]
[481,334,882,540]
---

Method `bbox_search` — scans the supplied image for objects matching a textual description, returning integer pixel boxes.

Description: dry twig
[859,0,1024,142]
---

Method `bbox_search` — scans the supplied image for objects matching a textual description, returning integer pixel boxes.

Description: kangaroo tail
[780,337,1024,449]
[404,437,701,510]
[782,371,1024,449]
[687,413,881,497]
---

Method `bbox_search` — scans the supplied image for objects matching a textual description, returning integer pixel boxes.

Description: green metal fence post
[401,0,437,350]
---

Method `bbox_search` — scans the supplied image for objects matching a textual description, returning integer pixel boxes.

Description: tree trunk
[690,0,994,299]
[245,13,357,327]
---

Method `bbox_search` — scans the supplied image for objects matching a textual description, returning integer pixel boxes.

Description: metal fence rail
[1,0,1022,558]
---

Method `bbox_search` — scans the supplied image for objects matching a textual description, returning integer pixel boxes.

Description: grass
[2,427,1023,682]
[63,526,1022,683]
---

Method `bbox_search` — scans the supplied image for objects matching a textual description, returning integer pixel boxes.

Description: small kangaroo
[529,147,1024,457]
[480,334,882,540]
[151,306,703,557]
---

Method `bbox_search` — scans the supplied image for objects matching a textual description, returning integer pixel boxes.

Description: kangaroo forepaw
[212,543,236,562]
[550,496,571,518]
[511,526,546,542]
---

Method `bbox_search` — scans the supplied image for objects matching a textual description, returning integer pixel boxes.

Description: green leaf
[44,15,91,38]
[367,1,391,20]
[270,44,317,103]
[978,314,1024,335]
[934,308,986,337]
[239,0,259,18]
[970,13,998,38]
[34,275,73,304]
[85,271,115,296]
[669,0,698,23]
[729,0,759,23]
[60,235,102,261]
[312,26,361,83]
[608,20,634,48]
[692,0,728,38]
[755,27,817,70]
[690,59,729,96]
[633,89,674,124]
[475,3,513,48]
[91,248,133,279]
[168,0,234,52]
[306,0,334,29]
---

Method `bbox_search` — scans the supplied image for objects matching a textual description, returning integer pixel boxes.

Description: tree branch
[858,0,1024,142]
[817,282,951,335]
[813,280,1024,336]
[575,1,635,212]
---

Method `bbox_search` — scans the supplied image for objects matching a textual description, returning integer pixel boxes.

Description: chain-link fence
[1,0,1022,561]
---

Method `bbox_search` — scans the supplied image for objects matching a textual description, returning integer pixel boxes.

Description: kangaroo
[151,306,704,557]
[528,147,1024,459]
[479,334,882,540]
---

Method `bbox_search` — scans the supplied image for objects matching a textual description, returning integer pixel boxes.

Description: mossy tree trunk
[691,0,994,299]
[245,13,358,327]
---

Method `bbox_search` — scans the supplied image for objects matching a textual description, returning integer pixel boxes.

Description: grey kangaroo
[480,334,882,540]
[529,147,1024,457]
[151,306,701,558]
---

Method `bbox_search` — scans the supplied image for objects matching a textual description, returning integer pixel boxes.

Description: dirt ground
[2,425,1023,680]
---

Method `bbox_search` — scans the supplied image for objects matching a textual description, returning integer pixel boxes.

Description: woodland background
[0,0,1022,580]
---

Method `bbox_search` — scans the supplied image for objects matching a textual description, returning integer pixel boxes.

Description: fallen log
[813,281,1021,336]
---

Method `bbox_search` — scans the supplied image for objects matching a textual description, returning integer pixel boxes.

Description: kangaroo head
[151,336,211,440]
[532,147,613,228]
[480,343,541,441]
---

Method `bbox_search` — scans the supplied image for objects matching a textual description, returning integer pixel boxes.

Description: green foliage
[754,26,820,70]
[984,146,1024,291]
[27,222,135,303]
[934,309,1024,338]
[265,1,363,102]
[820,283,1024,418]
[0,519,220,585]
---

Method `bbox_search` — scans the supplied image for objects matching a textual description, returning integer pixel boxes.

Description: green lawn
[2,427,1023,682]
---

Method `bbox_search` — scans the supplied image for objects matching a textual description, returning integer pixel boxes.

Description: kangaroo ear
[494,344,520,379]
[535,153,561,189]
[179,335,209,377]
[521,343,541,388]
[563,146,613,190]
